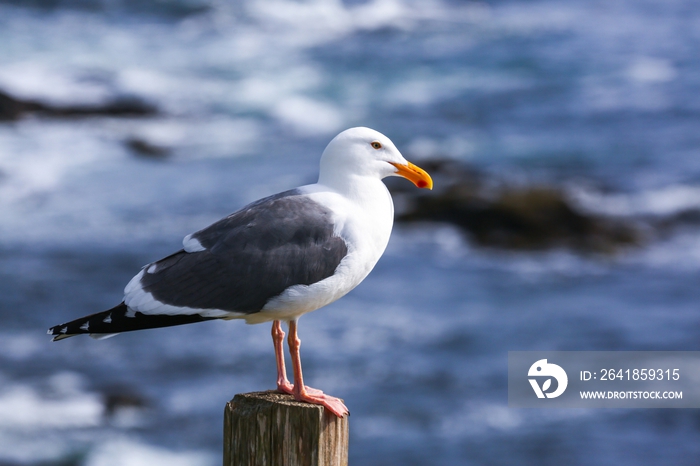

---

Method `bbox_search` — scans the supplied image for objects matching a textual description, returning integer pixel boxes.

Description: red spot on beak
[389,161,433,189]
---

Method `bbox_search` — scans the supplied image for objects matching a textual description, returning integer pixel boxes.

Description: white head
[318,127,432,191]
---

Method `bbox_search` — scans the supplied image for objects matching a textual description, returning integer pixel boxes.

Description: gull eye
[371,141,382,150]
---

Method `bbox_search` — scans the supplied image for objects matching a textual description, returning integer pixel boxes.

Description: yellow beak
[389,161,433,190]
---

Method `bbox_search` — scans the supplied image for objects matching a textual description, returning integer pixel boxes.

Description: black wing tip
[47,302,127,342]
[47,325,73,341]
[47,301,219,340]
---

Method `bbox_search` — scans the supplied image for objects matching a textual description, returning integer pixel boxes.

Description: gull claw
[277,383,324,397]
[295,389,349,417]
[278,383,348,416]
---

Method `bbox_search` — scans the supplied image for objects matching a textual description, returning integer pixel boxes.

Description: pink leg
[288,319,349,417]
[272,320,294,394]
[272,320,323,396]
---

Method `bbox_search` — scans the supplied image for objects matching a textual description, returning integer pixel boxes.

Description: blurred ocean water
[1,0,700,465]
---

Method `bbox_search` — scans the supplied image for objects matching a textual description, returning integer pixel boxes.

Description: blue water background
[1,0,700,464]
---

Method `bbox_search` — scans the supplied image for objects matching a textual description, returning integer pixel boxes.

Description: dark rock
[0,90,46,121]
[126,137,171,159]
[653,208,700,234]
[389,159,641,254]
[43,97,157,118]
[103,390,149,418]
[0,88,157,121]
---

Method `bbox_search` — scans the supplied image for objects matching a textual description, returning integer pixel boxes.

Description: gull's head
[318,127,433,190]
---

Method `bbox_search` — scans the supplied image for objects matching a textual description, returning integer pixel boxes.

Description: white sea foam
[570,184,700,217]
[272,96,344,136]
[0,120,121,203]
[438,402,594,438]
[0,0,485,125]
[438,403,522,436]
[0,114,263,246]
[624,232,700,271]
[0,62,113,106]
[0,368,213,464]
[0,377,102,429]
[0,332,43,361]
[126,117,263,159]
[386,71,532,108]
[85,438,216,466]
[627,57,677,83]
[246,0,472,43]
[355,401,589,441]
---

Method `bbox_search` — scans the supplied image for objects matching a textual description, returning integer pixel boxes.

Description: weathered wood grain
[224,391,349,466]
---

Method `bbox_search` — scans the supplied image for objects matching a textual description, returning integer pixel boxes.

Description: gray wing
[138,189,348,314]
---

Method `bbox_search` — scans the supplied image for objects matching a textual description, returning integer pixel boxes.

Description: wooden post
[223,391,349,466]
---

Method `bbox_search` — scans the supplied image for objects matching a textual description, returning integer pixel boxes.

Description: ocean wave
[0,373,102,430]
[85,438,216,466]
[623,232,700,271]
[570,183,700,217]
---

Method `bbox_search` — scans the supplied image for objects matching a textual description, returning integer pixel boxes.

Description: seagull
[48,127,433,417]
